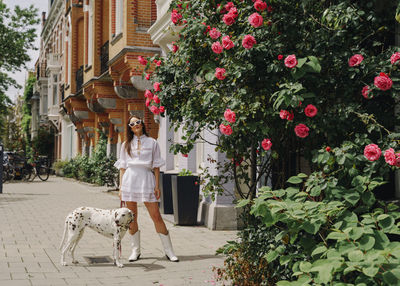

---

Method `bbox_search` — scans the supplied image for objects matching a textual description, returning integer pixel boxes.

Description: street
[0,177,237,286]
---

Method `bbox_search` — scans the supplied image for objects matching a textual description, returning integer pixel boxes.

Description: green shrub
[52,160,69,176]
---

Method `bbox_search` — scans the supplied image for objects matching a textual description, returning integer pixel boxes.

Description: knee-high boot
[158,232,179,262]
[128,230,141,261]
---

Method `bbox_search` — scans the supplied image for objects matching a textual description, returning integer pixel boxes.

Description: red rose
[254,0,267,11]
[304,104,318,117]
[325,146,331,152]
[242,35,257,49]
[222,36,234,50]
[171,10,182,24]
[261,138,272,151]
[215,68,226,80]
[153,95,160,104]
[172,44,179,53]
[390,52,400,65]
[248,13,263,28]
[223,13,236,25]
[209,28,221,39]
[361,85,371,99]
[145,98,151,107]
[219,124,232,135]
[294,124,309,138]
[153,82,161,92]
[224,109,236,123]
[212,42,223,54]
[284,55,298,68]
[277,54,283,60]
[159,106,165,113]
[138,56,147,65]
[145,73,151,80]
[364,144,381,161]
[374,73,393,91]
[182,154,188,158]
[144,89,153,99]
[348,54,364,67]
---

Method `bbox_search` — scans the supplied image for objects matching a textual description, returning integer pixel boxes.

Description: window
[116,0,123,35]
[53,74,58,106]
[88,0,93,66]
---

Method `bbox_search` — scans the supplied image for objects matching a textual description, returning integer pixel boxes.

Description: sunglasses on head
[128,120,142,127]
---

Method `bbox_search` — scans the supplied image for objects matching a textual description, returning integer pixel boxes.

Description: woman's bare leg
[144,202,168,234]
[125,202,138,235]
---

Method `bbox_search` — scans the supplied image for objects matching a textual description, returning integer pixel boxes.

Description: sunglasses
[128,120,142,127]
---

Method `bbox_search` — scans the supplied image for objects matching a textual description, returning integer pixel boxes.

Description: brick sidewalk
[0,177,237,286]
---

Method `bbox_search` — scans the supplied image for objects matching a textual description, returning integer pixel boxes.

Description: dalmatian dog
[60,207,134,268]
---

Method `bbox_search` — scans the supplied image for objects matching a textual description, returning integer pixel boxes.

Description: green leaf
[297,57,307,68]
[383,271,400,285]
[287,176,303,184]
[302,220,320,234]
[349,227,364,240]
[378,214,395,230]
[343,192,360,206]
[236,199,250,208]
[348,249,364,261]
[297,173,308,178]
[299,261,312,272]
[362,266,379,277]
[358,235,375,251]
[311,245,327,257]
[205,72,215,81]
[326,231,347,241]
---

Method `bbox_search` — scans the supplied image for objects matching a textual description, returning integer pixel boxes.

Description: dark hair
[125,115,148,157]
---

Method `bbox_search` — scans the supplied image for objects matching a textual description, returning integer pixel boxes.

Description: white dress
[114,135,165,202]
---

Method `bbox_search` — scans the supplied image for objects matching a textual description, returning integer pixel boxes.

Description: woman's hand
[118,188,122,200]
[154,187,161,200]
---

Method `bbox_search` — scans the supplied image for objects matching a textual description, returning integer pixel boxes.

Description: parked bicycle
[25,156,51,182]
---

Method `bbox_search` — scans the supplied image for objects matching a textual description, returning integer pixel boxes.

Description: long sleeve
[114,142,128,169]
[152,140,165,168]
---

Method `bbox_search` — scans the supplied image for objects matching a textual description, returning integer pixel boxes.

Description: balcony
[76,65,84,92]
[100,41,109,75]
[46,53,62,71]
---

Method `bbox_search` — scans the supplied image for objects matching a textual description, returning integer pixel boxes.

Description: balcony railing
[76,65,83,92]
[100,41,109,75]
[60,84,65,102]
[36,62,47,80]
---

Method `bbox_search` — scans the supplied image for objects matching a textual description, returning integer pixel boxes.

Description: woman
[114,115,179,262]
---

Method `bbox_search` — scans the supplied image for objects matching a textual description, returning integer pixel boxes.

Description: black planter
[171,175,199,225]
[159,172,176,214]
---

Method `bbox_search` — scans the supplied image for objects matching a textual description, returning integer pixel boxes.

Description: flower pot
[159,172,176,214]
[171,175,199,226]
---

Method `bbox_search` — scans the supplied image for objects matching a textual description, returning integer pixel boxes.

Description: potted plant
[159,171,177,214]
[171,169,200,225]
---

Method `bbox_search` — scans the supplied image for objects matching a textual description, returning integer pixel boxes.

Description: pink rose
[145,98,151,107]
[374,73,393,91]
[138,56,147,66]
[209,28,221,39]
[156,60,162,66]
[145,73,151,80]
[384,148,396,166]
[223,13,236,26]
[248,13,263,28]
[222,36,234,50]
[172,44,179,53]
[215,68,226,80]
[212,42,223,54]
[361,85,371,99]
[364,144,381,161]
[294,124,309,138]
[242,35,256,49]
[224,109,236,123]
[254,0,267,11]
[150,105,160,114]
[348,54,364,67]
[261,138,272,151]
[284,55,298,68]
[153,82,161,92]
[171,10,182,24]
[390,52,400,65]
[277,54,283,60]
[159,106,165,113]
[144,89,153,99]
[153,95,160,104]
[304,104,318,117]
[220,124,232,136]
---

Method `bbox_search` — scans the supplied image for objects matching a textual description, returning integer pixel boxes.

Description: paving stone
[1,177,237,285]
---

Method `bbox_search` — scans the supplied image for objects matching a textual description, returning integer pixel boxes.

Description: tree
[0,2,39,140]
[143,0,399,201]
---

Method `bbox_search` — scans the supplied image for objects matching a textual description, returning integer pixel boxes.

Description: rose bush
[140,0,400,282]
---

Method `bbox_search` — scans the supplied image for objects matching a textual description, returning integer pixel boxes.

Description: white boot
[159,232,179,262]
[128,231,141,261]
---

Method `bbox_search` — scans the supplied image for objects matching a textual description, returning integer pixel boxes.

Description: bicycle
[27,157,51,181]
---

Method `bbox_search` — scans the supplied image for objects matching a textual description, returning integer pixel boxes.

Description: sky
[3,0,49,101]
